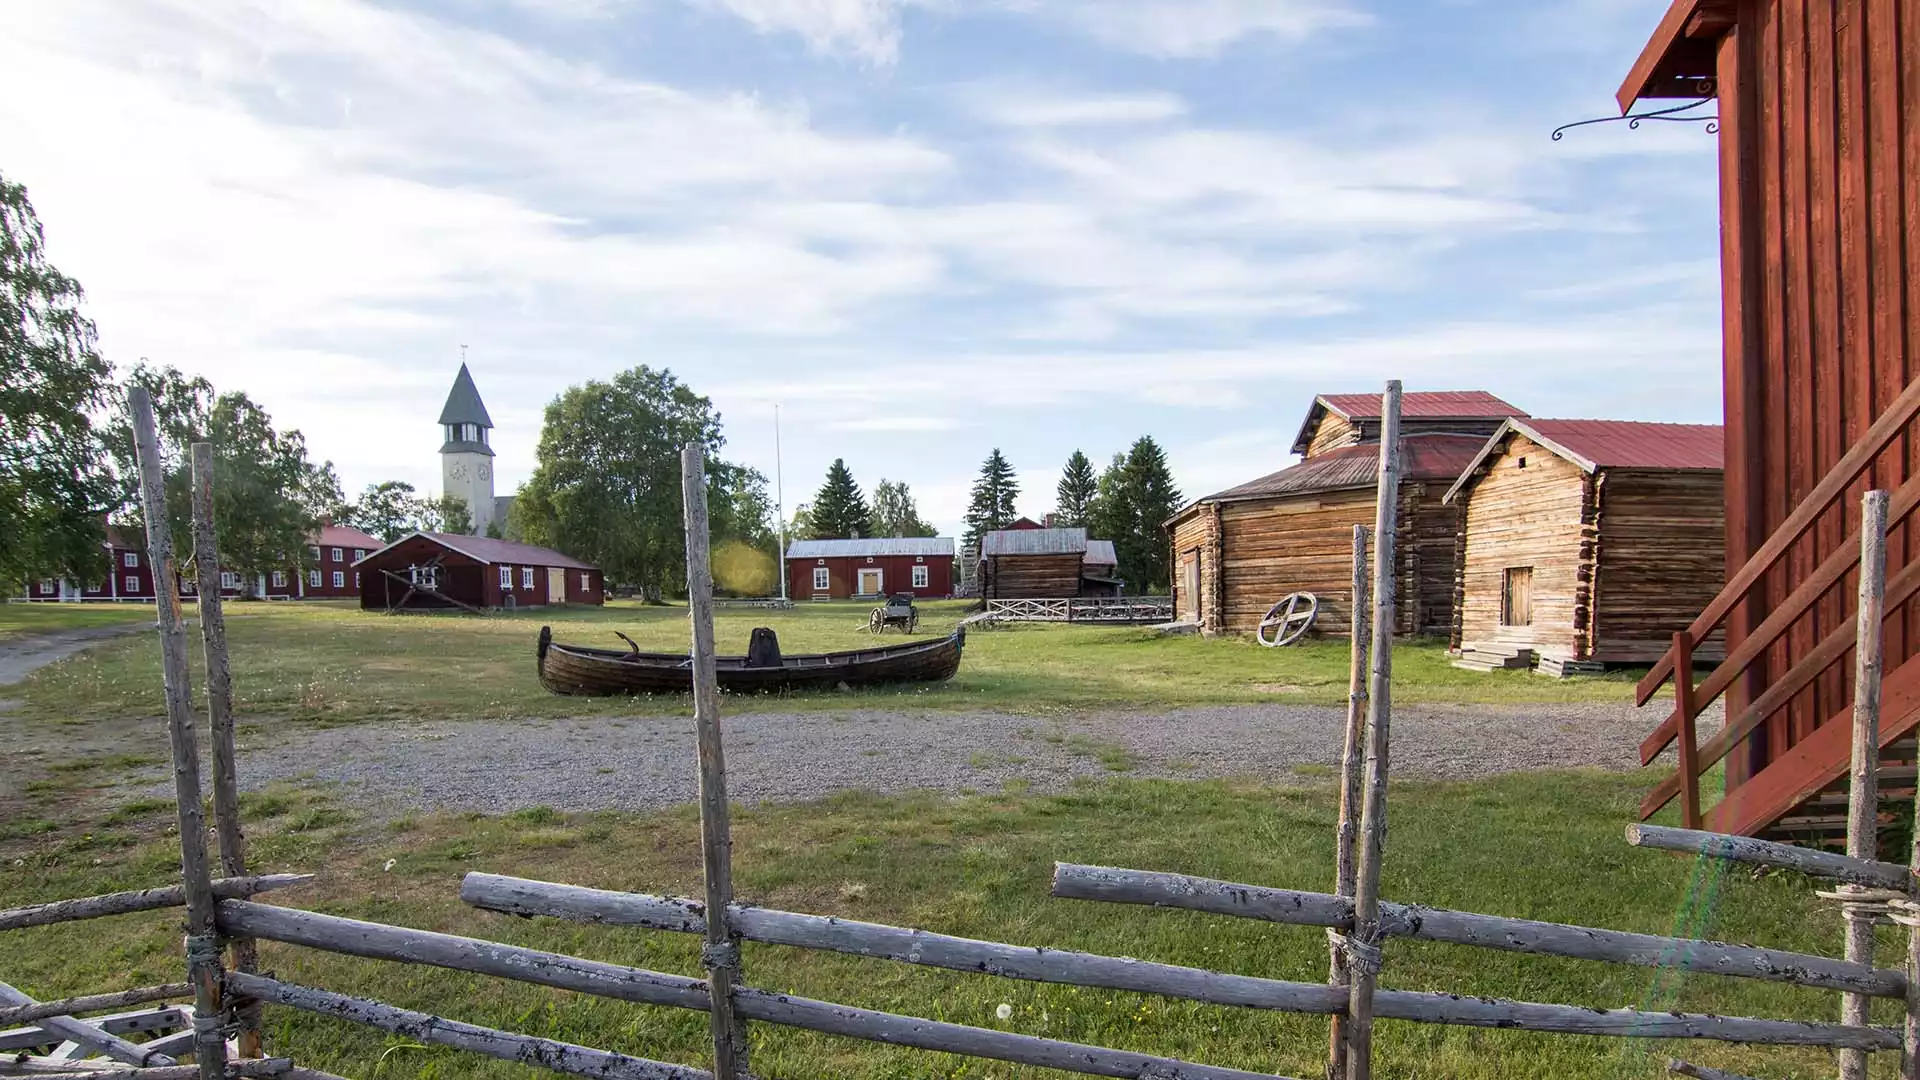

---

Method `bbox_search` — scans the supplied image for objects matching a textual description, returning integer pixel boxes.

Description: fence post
[191,442,260,1059]
[1341,381,1400,1080]
[130,390,227,1080]
[1673,631,1703,831]
[1841,490,1889,1080]
[1326,523,1371,1080]
[682,444,751,1078]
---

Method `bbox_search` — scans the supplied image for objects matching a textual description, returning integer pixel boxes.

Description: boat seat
[747,627,782,668]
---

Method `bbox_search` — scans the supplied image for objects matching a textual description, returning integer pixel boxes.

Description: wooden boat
[536,625,965,696]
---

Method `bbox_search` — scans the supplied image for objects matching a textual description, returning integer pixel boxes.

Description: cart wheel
[1256,593,1319,648]
[869,609,883,633]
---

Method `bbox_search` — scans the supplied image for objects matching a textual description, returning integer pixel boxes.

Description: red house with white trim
[355,532,603,612]
[786,538,955,600]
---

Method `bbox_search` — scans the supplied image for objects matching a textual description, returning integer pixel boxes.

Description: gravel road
[0,624,148,688]
[232,700,1688,816]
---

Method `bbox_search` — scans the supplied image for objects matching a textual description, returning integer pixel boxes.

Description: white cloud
[1021,0,1371,59]
[695,0,905,63]
[967,88,1189,128]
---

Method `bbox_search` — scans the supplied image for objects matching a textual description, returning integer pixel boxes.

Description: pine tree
[1085,439,1183,592]
[810,458,872,539]
[1054,450,1097,527]
[963,448,1019,550]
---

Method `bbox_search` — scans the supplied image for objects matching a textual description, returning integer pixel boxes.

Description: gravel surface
[231,700,1696,816]
[0,624,148,688]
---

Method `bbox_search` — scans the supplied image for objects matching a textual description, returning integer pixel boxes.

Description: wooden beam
[1328,523,1371,1079]
[0,984,173,1068]
[1625,824,1911,889]
[0,875,311,933]
[1618,0,1708,112]
[1842,492,1890,1080]
[0,985,192,1027]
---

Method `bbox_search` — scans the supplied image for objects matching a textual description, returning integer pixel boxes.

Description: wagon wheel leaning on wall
[1256,592,1318,647]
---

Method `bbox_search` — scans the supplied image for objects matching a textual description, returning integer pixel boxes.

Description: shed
[1444,419,1727,674]
[355,532,603,613]
[980,527,1116,599]
[786,537,955,600]
[1292,390,1528,458]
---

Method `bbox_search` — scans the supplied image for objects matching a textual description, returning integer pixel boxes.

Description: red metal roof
[355,531,598,571]
[316,524,384,550]
[1199,434,1489,504]
[1517,419,1724,471]
[1316,390,1528,422]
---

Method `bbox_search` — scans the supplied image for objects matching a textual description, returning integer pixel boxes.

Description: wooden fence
[983,597,1176,624]
[7,385,1919,1079]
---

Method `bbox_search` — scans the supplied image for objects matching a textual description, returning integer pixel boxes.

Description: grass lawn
[0,601,157,642]
[11,599,1645,728]
[0,770,1884,1079]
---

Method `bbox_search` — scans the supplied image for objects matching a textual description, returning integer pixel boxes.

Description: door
[1501,566,1533,627]
[1180,554,1200,621]
[857,568,884,596]
[548,567,567,605]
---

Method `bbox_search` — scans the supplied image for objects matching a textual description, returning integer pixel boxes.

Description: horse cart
[869,592,920,634]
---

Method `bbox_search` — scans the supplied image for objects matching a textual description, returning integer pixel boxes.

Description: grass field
[0,769,1884,1080]
[7,598,1643,729]
[0,601,155,642]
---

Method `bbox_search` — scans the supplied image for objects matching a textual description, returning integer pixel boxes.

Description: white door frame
[857,567,884,596]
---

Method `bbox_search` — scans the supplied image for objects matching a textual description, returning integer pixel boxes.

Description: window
[123,552,139,568]
[38,581,54,595]
[812,566,831,592]
[331,547,343,562]
[308,570,322,588]
[310,546,321,561]
[354,549,366,561]
[181,580,195,595]
[125,575,139,594]
[221,572,239,589]
[522,567,534,589]
[332,571,345,588]
[912,565,930,589]
[581,572,591,591]
[271,571,286,588]
[1501,567,1534,627]
[409,565,438,588]
[354,573,360,588]
[500,566,512,589]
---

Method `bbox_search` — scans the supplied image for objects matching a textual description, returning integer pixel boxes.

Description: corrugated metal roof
[1199,434,1490,504]
[1083,539,1118,567]
[1317,390,1527,421]
[786,537,955,559]
[981,527,1088,556]
[1516,419,1724,470]
[1443,418,1725,504]
[354,531,597,570]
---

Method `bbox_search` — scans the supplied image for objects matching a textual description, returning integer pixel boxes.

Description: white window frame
[912,564,930,589]
[812,566,831,591]
[308,569,322,588]
[38,581,55,595]
[581,572,591,591]
[331,547,343,562]
[124,575,140,593]
[271,571,286,588]
[310,546,321,561]
[329,571,342,588]
[409,565,438,588]
[122,552,138,568]
[353,549,366,561]
[500,566,512,589]
[522,567,535,590]
[354,572,360,588]
[221,571,239,589]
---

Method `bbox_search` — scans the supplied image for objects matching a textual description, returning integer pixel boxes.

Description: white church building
[437,363,515,537]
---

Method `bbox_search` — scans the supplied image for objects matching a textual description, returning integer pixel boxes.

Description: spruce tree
[1116,436,1182,591]
[810,458,872,539]
[1054,450,1097,527]
[963,448,1019,551]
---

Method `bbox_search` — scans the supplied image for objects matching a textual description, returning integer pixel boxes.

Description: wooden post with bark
[1840,490,1888,1080]
[130,388,228,1080]
[681,444,750,1079]
[1907,759,1920,1079]
[191,442,260,1059]
[1326,523,1371,1078]
[1339,381,1401,1080]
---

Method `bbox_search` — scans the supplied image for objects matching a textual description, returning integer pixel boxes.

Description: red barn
[786,538,955,601]
[355,532,603,612]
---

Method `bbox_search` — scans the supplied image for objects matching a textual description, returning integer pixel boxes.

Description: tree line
[790,460,934,541]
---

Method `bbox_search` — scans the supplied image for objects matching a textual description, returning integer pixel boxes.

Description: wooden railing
[1636,374,1920,830]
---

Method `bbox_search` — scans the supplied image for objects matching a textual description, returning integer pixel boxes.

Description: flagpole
[775,404,788,603]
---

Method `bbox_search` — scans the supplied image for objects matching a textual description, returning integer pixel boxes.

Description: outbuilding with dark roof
[1169,390,1527,638]
[1444,418,1726,673]
[354,532,603,612]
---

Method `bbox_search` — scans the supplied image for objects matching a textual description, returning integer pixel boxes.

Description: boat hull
[536,626,965,696]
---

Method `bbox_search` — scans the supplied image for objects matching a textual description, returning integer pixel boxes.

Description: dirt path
[0,623,148,690]
[222,700,1686,817]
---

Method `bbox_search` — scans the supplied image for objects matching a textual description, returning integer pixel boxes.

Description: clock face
[448,461,468,482]
[478,461,492,482]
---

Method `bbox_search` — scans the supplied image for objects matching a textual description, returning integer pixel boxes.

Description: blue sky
[1,0,1722,536]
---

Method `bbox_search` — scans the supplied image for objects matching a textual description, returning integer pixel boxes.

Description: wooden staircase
[1637,376,1920,840]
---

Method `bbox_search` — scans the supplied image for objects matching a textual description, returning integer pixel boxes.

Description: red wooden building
[264,523,385,600]
[786,538,955,601]
[21,526,252,602]
[355,532,603,612]
[1619,0,1920,840]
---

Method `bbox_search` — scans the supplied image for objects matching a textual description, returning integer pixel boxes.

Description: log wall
[1169,505,1222,631]
[983,553,1084,599]
[1306,415,1359,458]
[1593,468,1729,663]
[1455,437,1594,659]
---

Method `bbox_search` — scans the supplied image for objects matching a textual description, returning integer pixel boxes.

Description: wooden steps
[1536,656,1607,679]
[1452,647,1533,672]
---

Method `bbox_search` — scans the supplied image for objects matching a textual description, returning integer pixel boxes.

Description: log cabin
[355,533,603,612]
[1445,419,1726,676]
[1616,0,1920,841]
[1169,390,1526,637]
[979,527,1120,599]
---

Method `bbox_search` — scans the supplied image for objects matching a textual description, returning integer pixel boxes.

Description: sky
[0,0,1724,537]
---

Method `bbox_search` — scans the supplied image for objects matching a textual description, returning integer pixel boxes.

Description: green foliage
[418,493,472,535]
[0,173,114,588]
[1089,437,1182,592]
[514,365,760,600]
[1053,450,1097,528]
[341,481,419,542]
[963,448,1019,551]
[870,479,934,538]
[103,363,341,590]
[809,458,872,539]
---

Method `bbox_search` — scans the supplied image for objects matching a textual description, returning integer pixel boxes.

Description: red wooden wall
[788,554,953,600]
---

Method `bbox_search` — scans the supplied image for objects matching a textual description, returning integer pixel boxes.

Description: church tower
[438,363,496,536]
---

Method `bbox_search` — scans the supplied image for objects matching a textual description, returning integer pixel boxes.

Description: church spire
[438,362,494,429]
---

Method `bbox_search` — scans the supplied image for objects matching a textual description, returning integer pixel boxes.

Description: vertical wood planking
[1901,0,1920,663]
[191,443,260,1059]
[1675,631,1704,831]
[1782,0,1820,746]
[1869,0,1910,667]
[1840,490,1888,1080]
[680,444,750,1079]
[130,390,227,1080]
[1326,523,1371,1079]
[1759,0,1793,772]
[1341,382,1400,1080]
[1816,0,1853,730]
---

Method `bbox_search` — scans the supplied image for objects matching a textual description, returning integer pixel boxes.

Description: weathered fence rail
[982,597,1175,624]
